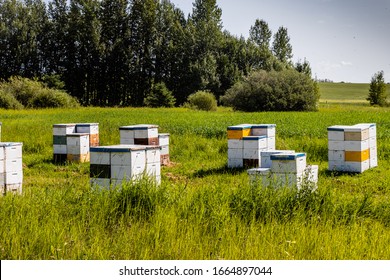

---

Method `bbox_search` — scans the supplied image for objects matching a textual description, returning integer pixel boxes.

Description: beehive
[76,123,99,147]
[158,133,170,166]
[66,133,90,163]
[53,123,100,163]
[53,124,76,163]
[260,150,295,168]
[119,125,159,146]
[328,123,377,173]
[227,124,277,168]
[90,144,161,190]
[0,142,23,195]
[248,164,318,190]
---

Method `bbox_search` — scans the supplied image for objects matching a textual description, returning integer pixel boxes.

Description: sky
[170,0,390,83]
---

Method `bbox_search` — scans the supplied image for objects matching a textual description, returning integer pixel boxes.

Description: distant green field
[318,82,390,102]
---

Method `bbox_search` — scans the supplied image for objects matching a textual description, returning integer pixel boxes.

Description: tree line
[0,0,305,107]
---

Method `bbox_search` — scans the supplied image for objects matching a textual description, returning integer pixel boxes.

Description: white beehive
[158,133,170,166]
[0,142,23,195]
[260,150,295,168]
[270,153,307,174]
[66,133,90,163]
[119,125,159,146]
[90,144,161,190]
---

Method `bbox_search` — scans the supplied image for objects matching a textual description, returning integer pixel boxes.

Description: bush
[0,76,79,109]
[31,89,80,108]
[220,69,320,112]
[0,90,24,109]
[185,91,218,111]
[144,82,176,108]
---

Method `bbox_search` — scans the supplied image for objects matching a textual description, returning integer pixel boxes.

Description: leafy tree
[221,69,320,112]
[367,71,387,106]
[272,26,293,64]
[249,19,272,51]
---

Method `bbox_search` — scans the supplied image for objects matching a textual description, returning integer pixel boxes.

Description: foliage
[249,19,272,50]
[367,71,388,106]
[0,76,79,109]
[185,90,218,111]
[221,69,320,112]
[0,90,24,109]
[0,0,303,107]
[144,82,176,108]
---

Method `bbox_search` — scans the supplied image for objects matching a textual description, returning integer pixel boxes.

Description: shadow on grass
[192,165,246,178]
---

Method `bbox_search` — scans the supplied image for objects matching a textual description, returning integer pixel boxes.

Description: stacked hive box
[120,125,171,166]
[119,124,159,145]
[158,133,170,166]
[75,123,99,147]
[53,124,76,163]
[328,123,377,173]
[66,133,90,163]
[90,144,161,189]
[227,124,276,168]
[0,142,23,195]
[248,152,318,189]
[53,123,99,163]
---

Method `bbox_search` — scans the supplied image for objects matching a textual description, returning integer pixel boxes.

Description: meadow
[1,84,390,260]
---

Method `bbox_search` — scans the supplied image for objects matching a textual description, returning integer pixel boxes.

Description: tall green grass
[1,104,390,259]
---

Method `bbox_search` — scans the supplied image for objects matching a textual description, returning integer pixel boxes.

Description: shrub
[0,76,79,109]
[220,69,320,112]
[185,91,218,111]
[0,90,24,109]
[31,89,80,108]
[144,82,176,108]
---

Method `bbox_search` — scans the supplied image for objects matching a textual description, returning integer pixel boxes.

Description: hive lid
[76,123,99,127]
[90,144,147,153]
[270,153,306,160]
[227,124,252,130]
[67,133,90,137]
[251,124,276,128]
[247,168,271,174]
[0,142,23,147]
[53,123,76,127]
[327,125,352,131]
[242,136,267,140]
[119,124,159,130]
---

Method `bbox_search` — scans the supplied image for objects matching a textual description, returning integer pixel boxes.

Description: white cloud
[341,61,353,66]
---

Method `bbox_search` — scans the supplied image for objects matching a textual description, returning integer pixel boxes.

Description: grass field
[1,98,390,259]
[318,82,390,103]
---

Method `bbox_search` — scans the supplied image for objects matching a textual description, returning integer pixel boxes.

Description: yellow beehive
[345,149,370,162]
